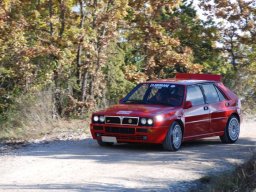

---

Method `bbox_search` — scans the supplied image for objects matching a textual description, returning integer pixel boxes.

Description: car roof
[145,79,217,85]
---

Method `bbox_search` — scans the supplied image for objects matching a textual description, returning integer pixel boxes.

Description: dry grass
[0,91,90,142]
[193,153,256,192]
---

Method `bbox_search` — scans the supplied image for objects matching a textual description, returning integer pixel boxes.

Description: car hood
[94,104,180,117]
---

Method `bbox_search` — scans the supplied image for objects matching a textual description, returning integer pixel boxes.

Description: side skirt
[183,131,224,142]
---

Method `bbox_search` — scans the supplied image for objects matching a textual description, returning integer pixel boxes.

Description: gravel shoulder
[0,122,255,192]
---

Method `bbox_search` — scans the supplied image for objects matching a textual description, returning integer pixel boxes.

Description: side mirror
[184,101,192,109]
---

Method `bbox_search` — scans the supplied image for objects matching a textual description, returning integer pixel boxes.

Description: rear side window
[186,85,205,106]
[201,84,219,104]
[215,86,226,101]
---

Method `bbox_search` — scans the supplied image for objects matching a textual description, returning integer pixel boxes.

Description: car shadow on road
[1,134,255,192]
[16,136,255,168]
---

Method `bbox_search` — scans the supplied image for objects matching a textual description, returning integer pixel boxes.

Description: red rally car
[90,73,241,151]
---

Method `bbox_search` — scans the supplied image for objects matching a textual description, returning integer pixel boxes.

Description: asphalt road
[0,122,255,192]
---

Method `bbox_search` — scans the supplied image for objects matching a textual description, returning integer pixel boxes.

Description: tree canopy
[0,0,255,117]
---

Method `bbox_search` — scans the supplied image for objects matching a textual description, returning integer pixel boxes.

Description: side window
[201,84,220,104]
[215,86,226,101]
[186,85,205,106]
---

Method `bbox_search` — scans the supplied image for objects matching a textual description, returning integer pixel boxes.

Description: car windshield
[123,83,185,106]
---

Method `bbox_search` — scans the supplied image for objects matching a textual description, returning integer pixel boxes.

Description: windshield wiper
[124,100,146,104]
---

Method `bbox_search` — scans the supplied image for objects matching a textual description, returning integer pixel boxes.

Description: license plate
[101,136,117,143]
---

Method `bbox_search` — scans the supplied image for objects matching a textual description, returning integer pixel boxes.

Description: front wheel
[163,121,183,151]
[220,115,240,144]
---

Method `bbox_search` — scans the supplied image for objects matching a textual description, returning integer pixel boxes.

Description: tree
[103,42,134,105]
[0,0,78,116]
[71,0,129,112]
[199,0,256,113]
[123,0,203,81]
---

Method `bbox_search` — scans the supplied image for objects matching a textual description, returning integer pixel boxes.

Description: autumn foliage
[0,0,255,119]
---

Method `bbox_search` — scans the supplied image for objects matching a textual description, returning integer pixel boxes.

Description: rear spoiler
[175,73,222,81]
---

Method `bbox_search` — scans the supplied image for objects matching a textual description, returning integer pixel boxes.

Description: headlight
[155,115,164,122]
[99,116,105,122]
[140,118,147,125]
[93,116,99,122]
[147,118,153,125]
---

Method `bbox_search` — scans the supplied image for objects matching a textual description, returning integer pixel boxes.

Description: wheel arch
[230,112,240,123]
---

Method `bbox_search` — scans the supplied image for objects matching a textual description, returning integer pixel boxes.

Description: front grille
[136,128,148,133]
[93,126,103,130]
[122,117,138,125]
[105,117,121,124]
[105,127,135,134]
[100,133,144,141]
[116,135,144,141]
[105,116,138,125]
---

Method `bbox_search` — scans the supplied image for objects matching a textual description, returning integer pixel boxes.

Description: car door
[200,83,228,133]
[184,85,211,138]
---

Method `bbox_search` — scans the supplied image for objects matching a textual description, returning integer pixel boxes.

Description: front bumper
[90,124,169,144]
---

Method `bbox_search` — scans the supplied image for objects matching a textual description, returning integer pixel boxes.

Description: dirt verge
[0,122,255,192]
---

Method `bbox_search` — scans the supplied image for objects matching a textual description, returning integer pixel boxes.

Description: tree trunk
[76,0,86,86]
[81,71,88,102]
[58,0,65,37]
[49,0,62,117]
[49,0,53,36]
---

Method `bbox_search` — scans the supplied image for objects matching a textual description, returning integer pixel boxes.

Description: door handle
[204,106,209,110]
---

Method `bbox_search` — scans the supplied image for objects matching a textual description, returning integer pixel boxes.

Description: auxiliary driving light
[147,118,153,125]
[99,116,105,122]
[140,118,147,125]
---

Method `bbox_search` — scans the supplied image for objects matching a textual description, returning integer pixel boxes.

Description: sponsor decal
[116,111,132,115]
[150,84,173,88]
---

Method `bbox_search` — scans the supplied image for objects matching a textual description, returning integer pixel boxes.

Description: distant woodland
[0,0,255,122]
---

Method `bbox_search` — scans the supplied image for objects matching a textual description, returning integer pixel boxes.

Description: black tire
[220,115,240,144]
[163,121,183,151]
[97,139,114,147]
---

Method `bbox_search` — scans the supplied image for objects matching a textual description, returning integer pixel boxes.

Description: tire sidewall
[226,116,240,142]
[166,121,183,151]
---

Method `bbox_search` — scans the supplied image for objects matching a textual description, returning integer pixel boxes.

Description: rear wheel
[97,139,114,147]
[163,121,183,151]
[220,115,240,144]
